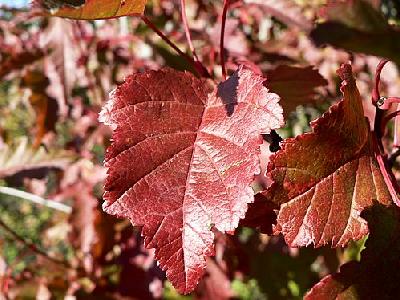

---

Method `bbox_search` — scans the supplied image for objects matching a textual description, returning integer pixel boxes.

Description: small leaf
[33,0,147,20]
[266,64,394,248]
[265,65,327,117]
[100,67,283,293]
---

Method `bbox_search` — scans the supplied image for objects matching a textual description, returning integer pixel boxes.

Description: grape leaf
[266,63,394,248]
[33,0,147,20]
[265,65,327,117]
[99,67,283,293]
[305,204,400,299]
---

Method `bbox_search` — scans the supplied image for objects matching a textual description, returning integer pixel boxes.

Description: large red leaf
[266,64,393,248]
[99,67,283,293]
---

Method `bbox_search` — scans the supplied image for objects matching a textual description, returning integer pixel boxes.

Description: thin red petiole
[220,0,230,80]
[380,109,400,134]
[180,0,198,61]
[372,59,389,105]
[141,15,208,77]
[179,0,211,78]
[380,97,400,110]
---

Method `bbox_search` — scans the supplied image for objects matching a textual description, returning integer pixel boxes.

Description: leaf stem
[220,0,230,80]
[380,109,400,135]
[372,60,400,204]
[0,217,71,268]
[180,0,198,61]
[140,15,209,78]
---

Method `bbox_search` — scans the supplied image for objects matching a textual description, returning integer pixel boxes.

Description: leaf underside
[100,67,283,293]
[266,64,392,248]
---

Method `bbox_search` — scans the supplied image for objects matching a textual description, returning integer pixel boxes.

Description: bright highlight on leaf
[33,0,147,20]
[267,64,393,248]
[99,67,283,293]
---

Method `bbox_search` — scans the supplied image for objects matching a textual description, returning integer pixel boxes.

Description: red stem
[381,109,400,134]
[373,136,400,205]
[140,15,209,78]
[372,59,389,105]
[180,0,198,61]
[220,0,230,80]
[372,60,400,205]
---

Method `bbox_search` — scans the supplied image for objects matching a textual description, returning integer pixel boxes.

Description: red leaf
[265,65,328,117]
[267,64,393,248]
[32,0,147,20]
[100,67,283,293]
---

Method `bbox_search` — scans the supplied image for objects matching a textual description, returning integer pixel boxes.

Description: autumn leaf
[305,204,400,299]
[265,65,327,117]
[266,63,394,248]
[33,0,147,20]
[99,67,283,293]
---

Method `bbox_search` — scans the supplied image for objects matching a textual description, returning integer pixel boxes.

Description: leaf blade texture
[100,67,283,293]
[32,0,147,20]
[267,64,393,248]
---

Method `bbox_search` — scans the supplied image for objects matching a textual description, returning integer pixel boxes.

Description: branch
[180,0,198,61]
[220,0,230,80]
[0,217,70,268]
[0,186,72,214]
[140,15,209,78]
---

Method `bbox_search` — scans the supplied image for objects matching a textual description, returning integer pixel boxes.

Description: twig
[180,0,198,61]
[140,15,208,77]
[220,0,230,80]
[380,109,400,135]
[372,60,400,204]
[0,187,72,214]
[0,217,70,268]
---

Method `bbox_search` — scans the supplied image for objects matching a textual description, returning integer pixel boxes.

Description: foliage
[0,0,400,299]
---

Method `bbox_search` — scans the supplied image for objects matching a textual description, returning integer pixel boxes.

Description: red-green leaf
[265,65,327,117]
[33,0,147,20]
[99,67,283,293]
[266,64,394,248]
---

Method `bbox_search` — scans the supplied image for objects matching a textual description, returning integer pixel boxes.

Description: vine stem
[0,217,71,268]
[180,0,198,61]
[372,60,400,204]
[220,0,230,80]
[140,15,209,78]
